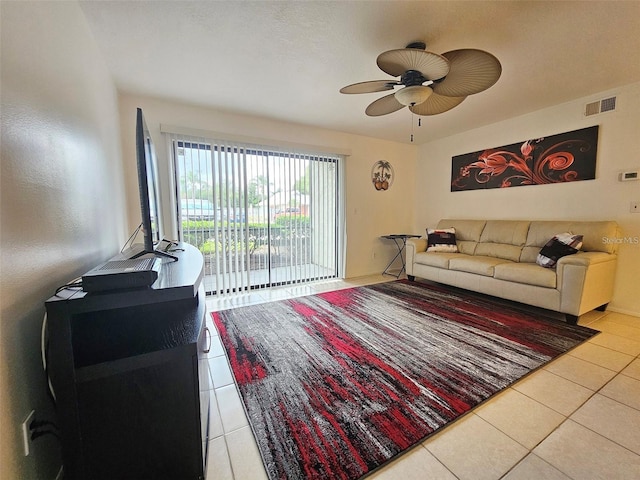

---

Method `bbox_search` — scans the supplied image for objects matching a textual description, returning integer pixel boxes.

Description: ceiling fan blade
[433,49,502,97]
[377,48,449,80]
[409,93,466,115]
[365,93,406,116]
[339,80,399,94]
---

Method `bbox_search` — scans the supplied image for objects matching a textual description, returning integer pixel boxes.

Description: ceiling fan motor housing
[401,70,429,86]
[406,41,426,50]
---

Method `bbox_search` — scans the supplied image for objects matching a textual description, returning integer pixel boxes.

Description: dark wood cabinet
[45,243,210,480]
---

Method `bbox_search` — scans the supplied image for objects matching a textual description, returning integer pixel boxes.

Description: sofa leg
[595,303,609,312]
[565,314,579,325]
[407,275,415,282]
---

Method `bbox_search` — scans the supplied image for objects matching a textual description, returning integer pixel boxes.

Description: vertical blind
[167,132,342,295]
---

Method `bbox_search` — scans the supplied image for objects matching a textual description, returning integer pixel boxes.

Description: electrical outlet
[631,201,640,213]
[21,410,35,456]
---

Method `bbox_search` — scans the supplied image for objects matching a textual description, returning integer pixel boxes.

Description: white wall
[0,2,126,479]
[415,82,640,316]
[118,94,418,278]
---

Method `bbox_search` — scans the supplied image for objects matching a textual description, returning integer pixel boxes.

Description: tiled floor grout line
[500,454,567,480]
[494,362,634,480]
[516,368,595,418]
[521,318,640,477]
[459,361,590,479]
[417,442,461,480]
[487,336,640,479]
[530,354,640,478]
[558,372,638,458]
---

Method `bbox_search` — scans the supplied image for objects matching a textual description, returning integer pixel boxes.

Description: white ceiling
[79,1,640,145]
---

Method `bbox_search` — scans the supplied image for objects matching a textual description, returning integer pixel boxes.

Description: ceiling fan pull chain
[410,112,415,142]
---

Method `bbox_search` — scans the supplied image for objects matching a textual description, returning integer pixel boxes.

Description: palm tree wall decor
[371,160,394,191]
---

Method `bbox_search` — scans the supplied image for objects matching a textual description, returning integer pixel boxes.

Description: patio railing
[181,215,336,293]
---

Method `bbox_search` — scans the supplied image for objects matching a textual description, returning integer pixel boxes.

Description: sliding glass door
[170,135,341,295]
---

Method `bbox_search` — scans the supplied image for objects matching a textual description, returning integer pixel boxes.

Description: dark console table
[45,243,210,480]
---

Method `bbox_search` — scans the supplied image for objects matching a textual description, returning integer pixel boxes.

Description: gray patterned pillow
[536,233,583,268]
[427,228,458,253]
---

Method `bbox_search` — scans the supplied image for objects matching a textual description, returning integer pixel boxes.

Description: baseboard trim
[606,306,640,318]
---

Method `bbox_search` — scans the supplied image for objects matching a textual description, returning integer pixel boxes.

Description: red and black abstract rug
[212,280,597,480]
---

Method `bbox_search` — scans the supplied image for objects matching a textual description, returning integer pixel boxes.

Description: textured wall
[0,2,126,478]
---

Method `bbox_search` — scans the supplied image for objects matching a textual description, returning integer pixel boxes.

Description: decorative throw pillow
[426,227,458,252]
[536,233,584,268]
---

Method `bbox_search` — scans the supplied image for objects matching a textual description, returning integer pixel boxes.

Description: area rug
[211,280,597,480]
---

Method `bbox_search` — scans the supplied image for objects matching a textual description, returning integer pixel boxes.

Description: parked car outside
[274,207,300,220]
[181,200,220,221]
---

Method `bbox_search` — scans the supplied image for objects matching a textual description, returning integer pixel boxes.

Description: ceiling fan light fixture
[394,85,433,106]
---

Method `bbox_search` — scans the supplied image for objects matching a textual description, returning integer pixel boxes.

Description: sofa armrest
[406,238,427,276]
[557,251,617,267]
[556,252,617,316]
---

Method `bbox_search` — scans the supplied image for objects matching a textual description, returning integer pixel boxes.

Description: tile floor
[203,275,640,480]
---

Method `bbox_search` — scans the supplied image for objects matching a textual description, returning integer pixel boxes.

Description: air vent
[600,96,617,112]
[585,96,617,116]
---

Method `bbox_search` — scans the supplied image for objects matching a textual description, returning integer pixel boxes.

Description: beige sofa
[406,219,619,324]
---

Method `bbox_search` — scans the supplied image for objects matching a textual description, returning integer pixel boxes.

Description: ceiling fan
[340,42,502,117]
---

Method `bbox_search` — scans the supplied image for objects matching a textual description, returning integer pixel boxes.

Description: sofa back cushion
[437,219,486,255]
[475,220,531,262]
[521,221,619,263]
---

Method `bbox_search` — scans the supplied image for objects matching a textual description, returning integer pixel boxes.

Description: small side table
[380,234,421,278]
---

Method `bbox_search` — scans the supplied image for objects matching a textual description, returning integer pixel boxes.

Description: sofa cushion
[453,241,475,255]
[436,219,486,255]
[414,252,466,269]
[480,220,530,245]
[449,256,512,277]
[577,221,618,253]
[521,221,578,262]
[426,228,458,252]
[474,220,530,262]
[536,233,583,268]
[494,263,557,288]
[437,219,486,241]
[475,243,524,262]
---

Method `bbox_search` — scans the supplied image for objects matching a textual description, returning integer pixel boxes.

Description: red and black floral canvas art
[451,125,598,191]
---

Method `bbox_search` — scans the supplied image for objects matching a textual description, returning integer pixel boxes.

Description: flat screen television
[130,108,177,261]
